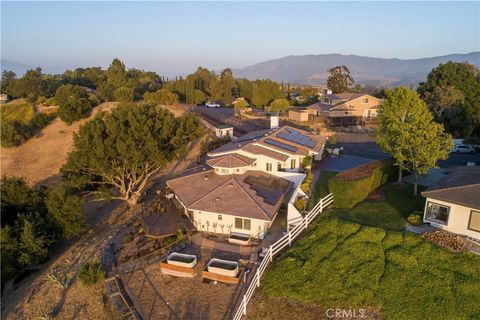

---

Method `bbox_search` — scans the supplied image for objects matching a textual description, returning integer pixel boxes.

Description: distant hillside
[1,59,31,76]
[233,52,480,87]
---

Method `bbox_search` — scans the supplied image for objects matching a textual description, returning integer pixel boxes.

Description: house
[214,124,234,139]
[422,166,480,241]
[166,125,327,239]
[0,94,8,103]
[307,92,382,126]
[288,109,309,122]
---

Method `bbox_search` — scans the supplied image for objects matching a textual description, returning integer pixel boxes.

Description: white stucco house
[166,125,326,239]
[422,166,480,241]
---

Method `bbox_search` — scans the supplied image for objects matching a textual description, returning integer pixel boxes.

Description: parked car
[452,145,476,154]
[206,102,221,108]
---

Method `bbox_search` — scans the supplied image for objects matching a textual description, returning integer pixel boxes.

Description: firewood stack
[421,230,468,252]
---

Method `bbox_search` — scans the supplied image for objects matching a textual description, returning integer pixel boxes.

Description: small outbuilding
[288,109,310,122]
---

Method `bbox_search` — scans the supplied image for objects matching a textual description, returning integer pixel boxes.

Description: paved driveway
[438,152,480,168]
[335,142,390,160]
[319,155,375,172]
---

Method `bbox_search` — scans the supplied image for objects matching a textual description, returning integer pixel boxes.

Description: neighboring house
[166,125,327,239]
[307,93,382,126]
[214,124,234,139]
[422,166,480,241]
[0,94,8,103]
[288,109,309,122]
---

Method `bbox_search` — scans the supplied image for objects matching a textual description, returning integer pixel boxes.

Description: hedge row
[328,158,396,208]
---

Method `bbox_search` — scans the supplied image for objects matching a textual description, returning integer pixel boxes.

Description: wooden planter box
[201,258,240,284]
[160,256,196,278]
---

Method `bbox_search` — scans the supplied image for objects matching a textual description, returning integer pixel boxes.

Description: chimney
[270,115,279,129]
[326,89,332,95]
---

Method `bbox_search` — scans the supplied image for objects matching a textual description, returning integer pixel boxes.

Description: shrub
[300,170,314,193]
[78,262,105,286]
[31,112,52,129]
[301,155,312,169]
[329,158,396,208]
[1,120,32,147]
[294,197,306,211]
[407,213,423,226]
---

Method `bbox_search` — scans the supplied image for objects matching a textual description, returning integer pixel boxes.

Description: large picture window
[425,201,450,225]
[235,217,251,230]
[468,210,480,233]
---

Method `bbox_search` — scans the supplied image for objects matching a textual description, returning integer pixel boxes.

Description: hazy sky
[2,1,479,76]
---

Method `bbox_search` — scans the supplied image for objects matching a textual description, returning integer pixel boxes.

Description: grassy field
[332,184,427,231]
[1,99,35,124]
[260,217,480,320]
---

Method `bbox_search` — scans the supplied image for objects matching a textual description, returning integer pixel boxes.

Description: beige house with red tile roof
[165,125,326,239]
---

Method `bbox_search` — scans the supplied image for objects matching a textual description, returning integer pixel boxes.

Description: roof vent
[228,182,234,188]
[204,176,209,181]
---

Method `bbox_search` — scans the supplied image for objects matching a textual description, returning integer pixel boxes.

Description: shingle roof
[166,170,293,220]
[422,166,480,210]
[206,153,256,168]
[326,93,365,101]
[241,144,290,161]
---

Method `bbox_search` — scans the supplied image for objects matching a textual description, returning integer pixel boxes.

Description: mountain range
[2,52,479,87]
[232,52,480,87]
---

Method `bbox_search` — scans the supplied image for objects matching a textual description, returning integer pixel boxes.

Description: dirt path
[0,102,118,187]
[1,133,209,320]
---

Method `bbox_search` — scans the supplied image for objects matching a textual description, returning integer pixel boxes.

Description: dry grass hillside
[1,102,118,187]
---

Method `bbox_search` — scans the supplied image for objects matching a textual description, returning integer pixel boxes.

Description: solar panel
[264,138,298,152]
[277,129,316,148]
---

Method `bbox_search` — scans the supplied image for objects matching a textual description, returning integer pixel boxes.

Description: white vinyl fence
[233,193,334,320]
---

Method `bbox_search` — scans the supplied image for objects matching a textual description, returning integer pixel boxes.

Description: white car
[452,145,476,154]
[206,102,221,108]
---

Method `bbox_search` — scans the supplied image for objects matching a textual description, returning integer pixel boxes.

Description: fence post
[320,197,323,213]
[243,294,247,315]
[256,272,260,287]
[304,214,309,229]
[288,231,292,247]
[269,245,273,262]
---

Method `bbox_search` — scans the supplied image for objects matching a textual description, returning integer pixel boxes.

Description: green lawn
[262,217,480,320]
[306,171,337,210]
[332,184,427,231]
[1,99,35,124]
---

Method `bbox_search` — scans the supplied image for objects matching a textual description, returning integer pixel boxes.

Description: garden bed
[202,258,240,283]
[228,233,250,245]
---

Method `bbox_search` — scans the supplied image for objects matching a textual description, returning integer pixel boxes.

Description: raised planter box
[160,253,197,278]
[202,258,240,284]
[228,233,250,246]
[167,252,197,268]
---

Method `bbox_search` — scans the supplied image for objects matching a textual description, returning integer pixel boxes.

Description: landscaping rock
[421,230,468,252]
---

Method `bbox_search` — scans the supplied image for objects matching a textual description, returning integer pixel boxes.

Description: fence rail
[232,193,333,320]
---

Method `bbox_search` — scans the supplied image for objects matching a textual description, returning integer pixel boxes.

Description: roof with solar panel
[208,125,326,159]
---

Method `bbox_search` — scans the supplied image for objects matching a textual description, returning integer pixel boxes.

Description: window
[235,217,242,229]
[234,168,240,173]
[425,201,450,225]
[266,163,272,171]
[362,97,369,103]
[290,158,296,169]
[344,111,349,115]
[218,214,223,221]
[235,217,251,230]
[251,162,257,167]
[468,210,480,232]
[221,168,229,174]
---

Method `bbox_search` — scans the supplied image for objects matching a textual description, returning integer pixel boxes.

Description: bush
[1,120,32,147]
[407,213,423,226]
[31,112,53,129]
[329,159,396,208]
[294,197,306,211]
[78,262,105,286]
[301,155,312,169]
[300,170,314,193]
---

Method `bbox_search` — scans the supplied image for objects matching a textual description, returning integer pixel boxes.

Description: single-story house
[167,170,293,239]
[422,166,480,241]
